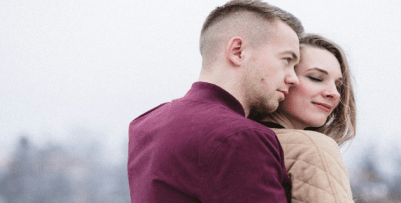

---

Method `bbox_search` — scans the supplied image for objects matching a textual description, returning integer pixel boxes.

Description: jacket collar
[184,82,245,116]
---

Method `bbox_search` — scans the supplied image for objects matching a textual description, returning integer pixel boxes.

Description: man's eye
[284,58,291,63]
[308,76,322,82]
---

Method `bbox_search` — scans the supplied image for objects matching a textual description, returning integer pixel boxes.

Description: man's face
[245,20,300,117]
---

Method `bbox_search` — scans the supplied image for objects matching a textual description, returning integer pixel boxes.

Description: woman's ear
[226,37,245,67]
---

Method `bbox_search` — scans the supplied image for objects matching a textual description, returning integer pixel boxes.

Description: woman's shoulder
[273,128,347,179]
[271,128,354,202]
[272,128,338,147]
[272,129,343,167]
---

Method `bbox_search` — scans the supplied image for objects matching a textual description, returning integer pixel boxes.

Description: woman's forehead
[298,46,342,77]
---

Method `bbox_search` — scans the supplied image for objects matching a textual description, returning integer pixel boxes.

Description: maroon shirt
[128,82,291,203]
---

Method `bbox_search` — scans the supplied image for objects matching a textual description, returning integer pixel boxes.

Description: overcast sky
[1,0,401,171]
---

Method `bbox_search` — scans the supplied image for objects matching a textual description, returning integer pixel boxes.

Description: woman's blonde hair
[301,34,356,146]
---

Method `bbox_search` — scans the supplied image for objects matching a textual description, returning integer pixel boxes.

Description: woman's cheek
[296,82,313,96]
[333,98,341,109]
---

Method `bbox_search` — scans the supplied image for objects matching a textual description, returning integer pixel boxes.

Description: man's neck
[198,78,249,117]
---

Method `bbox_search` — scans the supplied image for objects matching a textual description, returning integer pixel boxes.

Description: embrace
[128,0,356,202]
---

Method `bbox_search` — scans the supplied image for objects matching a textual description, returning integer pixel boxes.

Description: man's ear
[226,37,245,67]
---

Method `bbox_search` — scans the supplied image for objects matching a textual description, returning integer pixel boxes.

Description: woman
[253,34,356,203]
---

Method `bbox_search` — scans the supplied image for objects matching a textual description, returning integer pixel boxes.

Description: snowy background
[1,0,401,202]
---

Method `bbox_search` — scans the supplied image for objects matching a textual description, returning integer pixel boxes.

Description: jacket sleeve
[275,129,354,203]
[200,128,289,203]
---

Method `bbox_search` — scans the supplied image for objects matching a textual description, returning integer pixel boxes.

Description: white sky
[1,0,401,169]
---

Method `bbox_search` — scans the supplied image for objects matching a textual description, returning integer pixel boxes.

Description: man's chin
[265,100,279,113]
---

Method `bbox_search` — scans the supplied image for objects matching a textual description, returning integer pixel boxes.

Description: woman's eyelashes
[307,76,322,82]
[308,75,343,93]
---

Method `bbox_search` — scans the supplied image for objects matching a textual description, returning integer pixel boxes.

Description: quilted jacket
[273,128,354,203]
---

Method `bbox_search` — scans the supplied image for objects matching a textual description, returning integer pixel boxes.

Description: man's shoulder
[131,102,168,122]
[215,116,275,135]
[205,116,279,151]
[129,98,277,142]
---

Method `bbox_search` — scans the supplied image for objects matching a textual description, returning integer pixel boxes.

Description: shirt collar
[258,121,285,129]
[184,82,245,116]
[258,121,319,131]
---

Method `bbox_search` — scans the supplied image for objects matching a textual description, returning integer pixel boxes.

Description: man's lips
[278,90,288,100]
[279,90,289,95]
[312,102,332,112]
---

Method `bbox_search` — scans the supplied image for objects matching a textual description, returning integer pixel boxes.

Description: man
[128,0,303,202]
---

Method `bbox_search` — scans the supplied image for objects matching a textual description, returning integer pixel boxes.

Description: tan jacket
[273,129,354,203]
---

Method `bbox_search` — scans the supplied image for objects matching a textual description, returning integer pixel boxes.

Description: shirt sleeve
[200,128,288,203]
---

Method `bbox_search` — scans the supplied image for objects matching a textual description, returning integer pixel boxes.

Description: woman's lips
[312,102,331,113]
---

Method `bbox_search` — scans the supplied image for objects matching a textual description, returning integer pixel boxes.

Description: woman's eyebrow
[307,67,328,75]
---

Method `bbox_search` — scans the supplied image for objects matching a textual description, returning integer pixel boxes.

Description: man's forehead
[267,22,299,44]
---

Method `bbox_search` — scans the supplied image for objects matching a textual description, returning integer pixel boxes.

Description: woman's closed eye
[307,76,322,82]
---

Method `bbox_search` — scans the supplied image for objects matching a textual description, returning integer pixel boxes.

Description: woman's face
[277,45,343,129]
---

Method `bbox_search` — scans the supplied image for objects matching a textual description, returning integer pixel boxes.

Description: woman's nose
[323,85,340,100]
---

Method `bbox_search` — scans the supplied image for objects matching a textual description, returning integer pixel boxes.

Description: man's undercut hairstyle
[199,0,304,57]
[301,34,357,147]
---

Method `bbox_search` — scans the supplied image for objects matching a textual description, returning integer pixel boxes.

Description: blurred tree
[0,136,72,203]
[33,145,72,203]
[352,143,389,203]
[0,130,131,203]
[0,136,32,203]
[388,145,401,202]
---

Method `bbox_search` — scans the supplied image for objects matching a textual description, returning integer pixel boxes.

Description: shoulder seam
[132,103,167,121]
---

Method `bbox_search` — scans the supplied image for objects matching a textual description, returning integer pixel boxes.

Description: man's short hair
[200,0,304,56]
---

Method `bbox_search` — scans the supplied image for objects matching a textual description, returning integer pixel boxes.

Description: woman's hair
[301,34,356,146]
